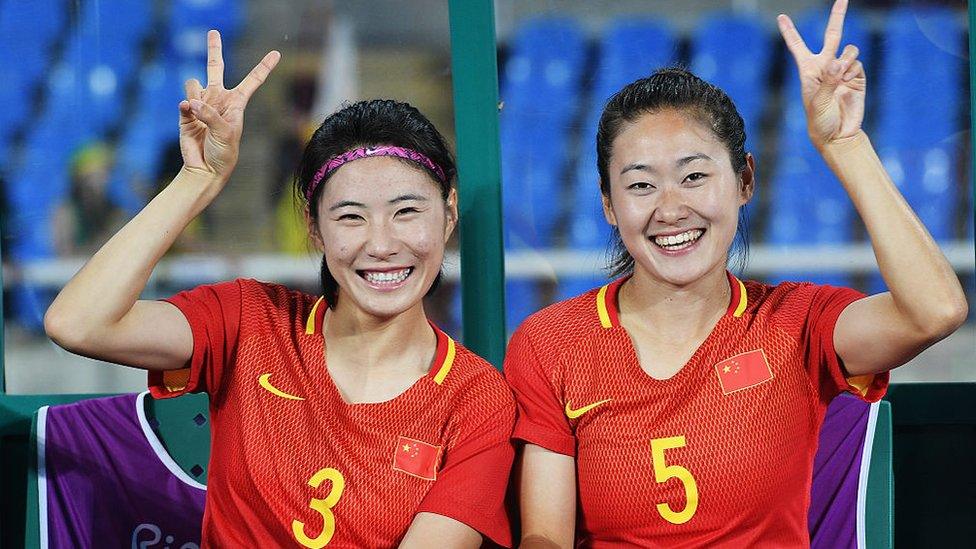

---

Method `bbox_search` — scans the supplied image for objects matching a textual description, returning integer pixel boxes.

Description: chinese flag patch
[393,436,442,480]
[715,349,773,394]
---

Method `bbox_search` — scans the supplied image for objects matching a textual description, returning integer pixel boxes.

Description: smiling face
[310,156,457,319]
[602,109,754,288]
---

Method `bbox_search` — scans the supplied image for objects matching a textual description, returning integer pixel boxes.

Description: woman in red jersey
[506,1,967,547]
[45,31,515,548]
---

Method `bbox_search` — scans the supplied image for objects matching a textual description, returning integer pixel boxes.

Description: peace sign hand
[778,0,865,149]
[178,30,280,186]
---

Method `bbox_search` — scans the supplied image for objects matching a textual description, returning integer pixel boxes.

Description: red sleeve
[503,326,575,456]
[417,397,516,548]
[148,279,243,399]
[801,284,889,404]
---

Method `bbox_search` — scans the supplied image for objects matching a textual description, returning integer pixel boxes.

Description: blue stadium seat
[0,77,31,143]
[0,0,66,139]
[0,0,65,43]
[5,166,62,331]
[0,0,66,74]
[167,0,245,64]
[690,12,771,161]
[870,7,964,292]
[500,17,587,322]
[77,0,153,46]
[560,18,675,300]
[767,8,871,288]
[506,279,539,335]
[110,61,205,212]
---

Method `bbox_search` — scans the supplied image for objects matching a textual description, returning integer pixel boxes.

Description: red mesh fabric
[504,275,888,547]
[150,279,516,547]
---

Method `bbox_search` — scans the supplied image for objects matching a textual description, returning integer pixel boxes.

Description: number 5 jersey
[149,279,516,548]
[504,273,887,547]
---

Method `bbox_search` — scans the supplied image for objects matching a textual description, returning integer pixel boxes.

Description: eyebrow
[389,194,429,204]
[328,200,366,211]
[328,194,429,211]
[619,153,715,176]
[676,153,714,167]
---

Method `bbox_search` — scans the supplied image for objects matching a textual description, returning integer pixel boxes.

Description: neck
[620,262,731,335]
[324,297,434,371]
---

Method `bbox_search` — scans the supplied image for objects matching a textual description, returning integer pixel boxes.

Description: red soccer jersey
[149,279,516,548]
[504,272,888,547]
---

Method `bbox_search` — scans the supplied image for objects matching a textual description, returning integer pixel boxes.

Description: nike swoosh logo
[565,399,611,419]
[258,373,305,401]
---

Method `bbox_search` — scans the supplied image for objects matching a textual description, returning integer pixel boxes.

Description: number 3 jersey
[504,273,888,547]
[149,279,516,548]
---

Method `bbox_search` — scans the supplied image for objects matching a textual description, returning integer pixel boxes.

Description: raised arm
[777,0,967,376]
[44,31,280,371]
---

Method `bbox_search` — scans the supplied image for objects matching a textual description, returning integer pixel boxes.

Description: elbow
[44,304,93,352]
[918,295,968,342]
[43,305,73,350]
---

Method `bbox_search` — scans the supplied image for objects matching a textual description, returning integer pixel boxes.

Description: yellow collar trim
[433,337,456,385]
[733,279,748,318]
[305,297,325,335]
[596,285,613,328]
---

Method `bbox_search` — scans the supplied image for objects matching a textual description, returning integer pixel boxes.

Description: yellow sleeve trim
[305,297,325,335]
[162,368,190,393]
[596,284,613,328]
[433,338,456,385]
[733,279,748,318]
[847,374,874,397]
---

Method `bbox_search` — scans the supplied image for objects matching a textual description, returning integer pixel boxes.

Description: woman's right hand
[179,30,280,187]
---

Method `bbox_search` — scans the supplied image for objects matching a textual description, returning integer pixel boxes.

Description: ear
[444,188,459,241]
[601,186,618,226]
[738,153,756,205]
[305,206,325,251]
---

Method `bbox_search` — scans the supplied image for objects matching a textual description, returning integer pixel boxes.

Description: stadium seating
[767,8,872,288]
[558,17,677,300]
[167,0,245,65]
[499,17,587,328]
[0,0,67,162]
[25,392,211,545]
[870,7,964,292]
[690,12,771,156]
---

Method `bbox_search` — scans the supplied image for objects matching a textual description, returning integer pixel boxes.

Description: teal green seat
[23,392,210,548]
[865,401,893,549]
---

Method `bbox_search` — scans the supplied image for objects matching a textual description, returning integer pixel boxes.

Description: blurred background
[0,0,972,395]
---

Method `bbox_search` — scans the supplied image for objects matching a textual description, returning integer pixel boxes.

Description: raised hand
[179,30,280,184]
[777,0,865,149]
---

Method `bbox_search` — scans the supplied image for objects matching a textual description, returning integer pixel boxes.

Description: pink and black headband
[305,145,447,201]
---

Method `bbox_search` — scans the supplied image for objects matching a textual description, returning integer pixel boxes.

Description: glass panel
[493,0,973,381]
[1,0,457,393]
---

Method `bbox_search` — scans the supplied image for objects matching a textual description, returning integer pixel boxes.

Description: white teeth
[364,268,411,285]
[653,229,703,249]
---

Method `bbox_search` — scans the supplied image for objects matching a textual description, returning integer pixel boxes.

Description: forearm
[46,169,220,340]
[821,131,967,331]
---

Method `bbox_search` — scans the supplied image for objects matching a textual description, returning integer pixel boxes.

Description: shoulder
[443,342,516,416]
[512,287,606,353]
[448,343,515,401]
[229,279,322,332]
[742,279,865,331]
[233,279,319,308]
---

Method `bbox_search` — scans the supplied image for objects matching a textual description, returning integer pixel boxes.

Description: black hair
[595,67,751,277]
[294,99,457,305]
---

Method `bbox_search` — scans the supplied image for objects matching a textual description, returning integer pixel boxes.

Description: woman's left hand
[778,0,865,149]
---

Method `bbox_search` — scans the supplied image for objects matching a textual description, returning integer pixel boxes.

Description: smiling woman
[506,1,967,547]
[42,31,514,549]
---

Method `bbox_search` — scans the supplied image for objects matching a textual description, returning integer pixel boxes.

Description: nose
[653,186,690,225]
[365,220,399,260]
